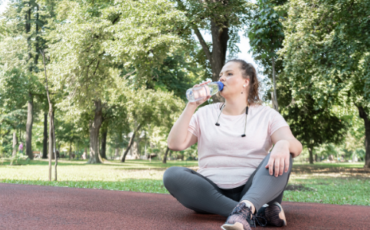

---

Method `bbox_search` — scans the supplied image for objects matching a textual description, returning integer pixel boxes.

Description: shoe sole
[221,222,244,230]
[274,202,287,226]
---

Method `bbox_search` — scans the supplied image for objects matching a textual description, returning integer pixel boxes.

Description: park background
[0,0,369,206]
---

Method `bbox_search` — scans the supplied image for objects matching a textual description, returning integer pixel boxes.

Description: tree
[282,94,347,164]
[248,0,286,111]
[174,0,254,102]
[48,0,190,163]
[119,86,185,162]
[148,52,204,101]
[41,50,57,181]
[0,0,52,160]
[280,0,370,167]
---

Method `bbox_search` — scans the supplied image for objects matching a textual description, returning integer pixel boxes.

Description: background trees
[248,0,286,111]
[280,0,370,167]
[174,0,255,102]
[0,0,369,168]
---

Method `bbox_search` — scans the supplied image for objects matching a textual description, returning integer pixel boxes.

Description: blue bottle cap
[217,81,224,91]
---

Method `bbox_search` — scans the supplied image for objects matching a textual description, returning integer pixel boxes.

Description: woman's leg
[238,153,293,212]
[163,166,239,217]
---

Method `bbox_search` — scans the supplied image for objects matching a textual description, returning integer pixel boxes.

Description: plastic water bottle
[186,81,224,102]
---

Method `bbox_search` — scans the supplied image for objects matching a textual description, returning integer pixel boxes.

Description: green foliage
[279,0,370,109]
[148,52,203,101]
[248,0,285,61]
[283,94,348,150]
[10,152,29,165]
[247,0,287,108]
[278,0,370,166]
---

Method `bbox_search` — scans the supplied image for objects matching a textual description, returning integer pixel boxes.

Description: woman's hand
[265,140,290,177]
[188,80,212,107]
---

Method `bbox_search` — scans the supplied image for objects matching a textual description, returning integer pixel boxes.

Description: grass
[0,158,369,206]
[284,177,370,206]
[0,158,196,194]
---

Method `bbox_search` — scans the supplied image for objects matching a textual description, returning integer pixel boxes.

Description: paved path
[0,183,369,229]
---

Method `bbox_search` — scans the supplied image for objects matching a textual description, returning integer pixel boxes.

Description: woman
[164,59,302,230]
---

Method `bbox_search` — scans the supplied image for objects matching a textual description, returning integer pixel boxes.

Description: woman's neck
[222,99,249,116]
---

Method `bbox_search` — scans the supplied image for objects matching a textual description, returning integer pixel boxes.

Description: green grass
[0,158,369,206]
[292,162,364,168]
[284,177,370,206]
[0,158,195,194]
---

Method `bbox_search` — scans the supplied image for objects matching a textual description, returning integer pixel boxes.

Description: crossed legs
[163,153,293,217]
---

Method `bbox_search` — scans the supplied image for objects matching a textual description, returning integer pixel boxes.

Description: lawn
[0,158,369,206]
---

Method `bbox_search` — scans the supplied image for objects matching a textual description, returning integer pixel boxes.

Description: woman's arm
[167,103,198,151]
[167,80,212,151]
[271,126,302,158]
[266,126,303,177]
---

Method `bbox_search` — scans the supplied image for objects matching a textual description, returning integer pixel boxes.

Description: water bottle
[186,81,224,102]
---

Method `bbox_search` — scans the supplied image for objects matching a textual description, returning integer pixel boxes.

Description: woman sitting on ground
[163,59,302,230]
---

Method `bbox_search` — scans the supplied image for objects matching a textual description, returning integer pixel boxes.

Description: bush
[10,152,29,165]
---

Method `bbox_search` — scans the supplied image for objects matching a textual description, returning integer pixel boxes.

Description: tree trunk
[88,100,103,164]
[210,21,228,80]
[25,2,32,71]
[132,140,140,159]
[162,146,170,164]
[0,126,2,158]
[53,111,57,181]
[41,49,54,181]
[308,146,314,164]
[69,142,72,160]
[100,126,108,159]
[34,4,39,67]
[26,92,33,159]
[272,56,279,111]
[121,124,142,162]
[210,20,229,103]
[12,131,18,158]
[193,18,229,103]
[42,112,48,159]
[357,105,370,168]
[48,109,54,181]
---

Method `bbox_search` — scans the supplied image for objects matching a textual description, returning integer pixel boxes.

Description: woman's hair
[226,59,262,106]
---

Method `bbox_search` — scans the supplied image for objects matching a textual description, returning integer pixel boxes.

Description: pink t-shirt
[188,102,289,189]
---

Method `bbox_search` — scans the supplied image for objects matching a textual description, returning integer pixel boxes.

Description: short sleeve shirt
[188,102,289,189]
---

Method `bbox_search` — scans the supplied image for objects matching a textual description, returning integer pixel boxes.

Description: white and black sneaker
[256,202,287,227]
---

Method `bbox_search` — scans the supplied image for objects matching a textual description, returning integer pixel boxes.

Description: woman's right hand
[188,80,212,107]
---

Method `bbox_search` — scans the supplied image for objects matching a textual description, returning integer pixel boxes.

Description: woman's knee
[163,166,188,189]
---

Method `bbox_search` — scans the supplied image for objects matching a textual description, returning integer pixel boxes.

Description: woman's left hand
[265,140,290,177]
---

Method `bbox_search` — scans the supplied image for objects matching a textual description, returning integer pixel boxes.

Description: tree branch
[93,60,100,77]
[175,0,212,62]
[193,26,212,63]
[123,70,136,79]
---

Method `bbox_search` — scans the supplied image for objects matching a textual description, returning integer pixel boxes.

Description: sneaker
[256,202,287,227]
[221,202,256,230]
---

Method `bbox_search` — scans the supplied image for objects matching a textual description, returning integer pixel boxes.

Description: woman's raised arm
[167,80,211,151]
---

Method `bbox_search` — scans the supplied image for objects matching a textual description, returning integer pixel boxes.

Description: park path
[0,183,369,229]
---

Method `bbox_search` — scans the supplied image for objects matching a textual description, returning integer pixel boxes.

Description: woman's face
[218,62,248,98]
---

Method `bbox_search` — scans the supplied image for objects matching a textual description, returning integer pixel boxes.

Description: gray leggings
[163,153,292,217]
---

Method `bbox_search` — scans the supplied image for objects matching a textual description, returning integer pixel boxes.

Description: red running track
[0,183,369,229]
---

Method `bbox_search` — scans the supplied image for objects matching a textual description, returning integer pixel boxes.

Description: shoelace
[230,203,267,227]
[230,204,244,215]
[253,214,268,227]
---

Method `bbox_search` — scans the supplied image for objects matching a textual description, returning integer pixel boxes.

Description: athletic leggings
[163,153,292,217]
